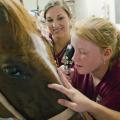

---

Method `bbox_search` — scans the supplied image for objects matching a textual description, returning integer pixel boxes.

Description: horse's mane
[0,0,40,46]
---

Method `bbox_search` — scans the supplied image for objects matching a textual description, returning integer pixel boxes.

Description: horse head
[0,0,69,119]
[0,1,92,120]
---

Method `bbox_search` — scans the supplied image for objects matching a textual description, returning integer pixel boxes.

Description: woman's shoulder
[111,59,120,74]
[107,59,120,87]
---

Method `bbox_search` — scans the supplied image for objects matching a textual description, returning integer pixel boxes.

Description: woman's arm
[48,69,120,120]
[89,101,120,120]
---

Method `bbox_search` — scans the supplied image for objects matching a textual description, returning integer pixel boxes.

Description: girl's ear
[103,47,113,61]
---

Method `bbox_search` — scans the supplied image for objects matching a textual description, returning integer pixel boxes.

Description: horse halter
[48,109,74,120]
[0,91,75,120]
[0,92,26,120]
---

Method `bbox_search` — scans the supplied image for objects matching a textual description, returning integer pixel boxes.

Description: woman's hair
[73,17,120,60]
[44,0,72,19]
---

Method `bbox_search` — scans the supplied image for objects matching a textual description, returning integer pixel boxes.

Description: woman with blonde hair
[48,17,120,120]
[43,0,72,66]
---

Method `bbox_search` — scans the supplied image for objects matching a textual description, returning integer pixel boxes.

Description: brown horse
[0,0,93,120]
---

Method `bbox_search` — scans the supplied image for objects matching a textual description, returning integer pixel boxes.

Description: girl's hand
[48,69,93,113]
[57,65,74,83]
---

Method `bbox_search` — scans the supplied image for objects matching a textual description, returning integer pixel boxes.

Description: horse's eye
[3,66,20,76]
[2,65,24,79]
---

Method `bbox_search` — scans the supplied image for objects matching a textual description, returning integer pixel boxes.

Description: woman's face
[71,33,105,74]
[45,6,71,39]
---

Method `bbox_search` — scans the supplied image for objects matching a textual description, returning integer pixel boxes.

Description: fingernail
[48,84,52,88]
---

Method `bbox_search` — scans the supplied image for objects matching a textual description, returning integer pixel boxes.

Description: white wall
[74,0,87,20]
[23,0,116,23]
[85,0,102,17]
[101,0,115,23]
[115,0,120,24]
[23,0,49,11]
[74,0,115,23]
[23,0,36,11]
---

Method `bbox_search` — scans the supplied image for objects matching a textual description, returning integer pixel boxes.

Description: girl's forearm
[89,101,120,120]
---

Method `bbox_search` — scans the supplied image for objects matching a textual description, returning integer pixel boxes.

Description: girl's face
[45,6,71,39]
[71,33,105,74]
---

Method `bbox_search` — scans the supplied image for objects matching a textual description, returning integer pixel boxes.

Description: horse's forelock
[0,0,43,52]
[0,0,39,43]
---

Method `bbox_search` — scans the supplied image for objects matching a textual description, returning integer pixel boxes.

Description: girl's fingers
[57,69,72,88]
[48,84,70,96]
[58,99,77,111]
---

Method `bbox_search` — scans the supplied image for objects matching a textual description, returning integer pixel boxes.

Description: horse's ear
[0,6,9,24]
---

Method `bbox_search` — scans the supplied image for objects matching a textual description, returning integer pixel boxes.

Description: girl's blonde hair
[74,17,120,59]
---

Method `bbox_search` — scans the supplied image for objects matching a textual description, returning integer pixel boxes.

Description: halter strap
[0,92,26,120]
[48,108,75,120]
[0,92,75,120]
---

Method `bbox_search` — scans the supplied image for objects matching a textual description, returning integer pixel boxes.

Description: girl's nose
[72,51,77,62]
[72,51,83,62]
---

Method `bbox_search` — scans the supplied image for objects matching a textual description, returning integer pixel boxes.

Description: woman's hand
[48,69,93,113]
[57,65,74,83]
